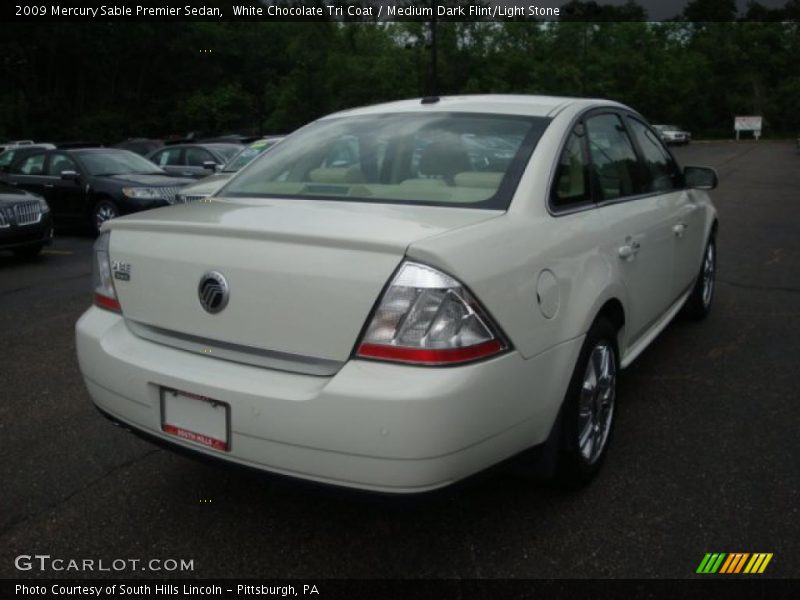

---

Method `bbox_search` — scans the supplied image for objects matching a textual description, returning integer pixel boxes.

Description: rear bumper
[76,307,582,493]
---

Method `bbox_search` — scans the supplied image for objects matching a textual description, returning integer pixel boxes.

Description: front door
[585,113,676,346]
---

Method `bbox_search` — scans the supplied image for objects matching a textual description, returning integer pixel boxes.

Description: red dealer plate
[161,388,230,451]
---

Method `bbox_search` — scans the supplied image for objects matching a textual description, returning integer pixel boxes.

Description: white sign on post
[734,116,763,140]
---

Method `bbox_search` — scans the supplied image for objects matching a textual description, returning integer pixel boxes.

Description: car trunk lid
[107,198,501,373]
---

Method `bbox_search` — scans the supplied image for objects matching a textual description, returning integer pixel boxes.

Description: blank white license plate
[161,388,230,451]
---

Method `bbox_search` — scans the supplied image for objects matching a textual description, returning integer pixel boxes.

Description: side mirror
[60,170,80,181]
[684,166,718,190]
[202,160,217,171]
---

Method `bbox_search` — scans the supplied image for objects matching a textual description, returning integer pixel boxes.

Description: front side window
[13,153,46,175]
[222,113,549,210]
[627,117,682,193]
[47,153,78,176]
[186,147,214,166]
[586,114,641,201]
[551,124,590,210]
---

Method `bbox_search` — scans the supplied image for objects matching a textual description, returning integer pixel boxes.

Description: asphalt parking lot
[1,141,798,579]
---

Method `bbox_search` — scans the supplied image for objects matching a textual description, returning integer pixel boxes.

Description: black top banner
[4,0,799,22]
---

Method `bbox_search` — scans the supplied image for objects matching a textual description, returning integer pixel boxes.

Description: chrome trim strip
[125,320,343,377]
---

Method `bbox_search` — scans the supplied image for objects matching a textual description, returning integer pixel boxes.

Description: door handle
[44,183,54,188]
[673,223,687,238]
[618,240,641,260]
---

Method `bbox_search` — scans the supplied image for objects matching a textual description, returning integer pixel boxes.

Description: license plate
[161,388,230,451]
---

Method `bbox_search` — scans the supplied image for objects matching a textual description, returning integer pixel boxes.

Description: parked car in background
[113,138,164,157]
[175,137,284,203]
[147,143,242,179]
[76,95,719,493]
[652,124,691,145]
[1,147,192,233]
[0,143,56,172]
[0,183,53,257]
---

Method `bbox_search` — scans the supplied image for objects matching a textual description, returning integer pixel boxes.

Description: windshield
[223,141,279,172]
[210,144,242,161]
[76,150,166,176]
[222,113,548,209]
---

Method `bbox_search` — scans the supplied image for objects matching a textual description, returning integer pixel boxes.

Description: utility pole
[429,1,439,96]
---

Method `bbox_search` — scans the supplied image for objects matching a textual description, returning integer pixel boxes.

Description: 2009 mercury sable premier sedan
[75,95,718,492]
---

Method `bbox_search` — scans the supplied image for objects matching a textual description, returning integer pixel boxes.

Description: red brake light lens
[92,231,121,313]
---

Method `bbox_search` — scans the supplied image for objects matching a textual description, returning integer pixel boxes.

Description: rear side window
[551,125,591,210]
[13,153,46,175]
[585,114,641,201]
[0,150,19,168]
[627,117,682,193]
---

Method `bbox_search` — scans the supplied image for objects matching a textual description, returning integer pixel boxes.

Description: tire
[13,243,43,258]
[682,235,716,320]
[92,198,119,235]
[553,317,619,489]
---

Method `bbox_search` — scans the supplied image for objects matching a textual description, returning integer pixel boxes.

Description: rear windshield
[221,113,550,210]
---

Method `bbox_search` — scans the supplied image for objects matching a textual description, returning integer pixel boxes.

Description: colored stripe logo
[697,553,773,574]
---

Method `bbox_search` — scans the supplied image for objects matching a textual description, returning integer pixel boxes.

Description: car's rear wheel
[682,235,716,320]
[93,199,119,234]
[554,317,619,488]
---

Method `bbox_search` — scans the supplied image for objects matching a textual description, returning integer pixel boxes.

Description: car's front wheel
[682,235,716,320]
[92,199,119,235]
[555,317,619,488]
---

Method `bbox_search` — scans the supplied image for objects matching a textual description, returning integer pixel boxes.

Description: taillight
[93,231,120,312]
[356,261,508,366]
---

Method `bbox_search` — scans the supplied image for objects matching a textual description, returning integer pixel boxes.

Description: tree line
[1,0,798,142]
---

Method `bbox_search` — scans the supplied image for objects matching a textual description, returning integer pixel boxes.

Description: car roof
[65,147,125,153]
[323,94,629,120]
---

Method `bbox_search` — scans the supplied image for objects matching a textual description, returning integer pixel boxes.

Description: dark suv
[1,148,192,233]
[0,183,53,257]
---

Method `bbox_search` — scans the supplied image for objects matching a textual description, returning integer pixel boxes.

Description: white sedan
[76,95,718,492]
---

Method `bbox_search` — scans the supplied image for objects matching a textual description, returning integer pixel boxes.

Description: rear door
[586,112,675,345]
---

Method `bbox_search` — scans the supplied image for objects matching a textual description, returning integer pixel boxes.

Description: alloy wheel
[702,242,715,308]
[577,341,616,465]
